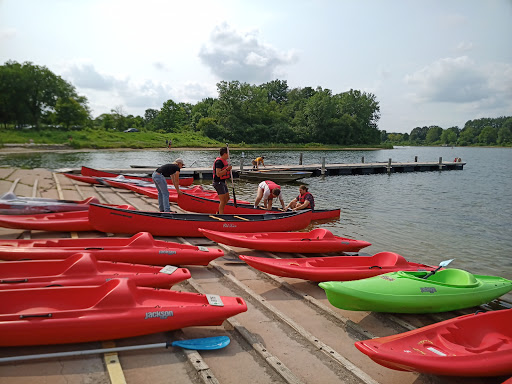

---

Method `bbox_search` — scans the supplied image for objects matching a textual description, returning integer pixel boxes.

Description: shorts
[213,180,229,195]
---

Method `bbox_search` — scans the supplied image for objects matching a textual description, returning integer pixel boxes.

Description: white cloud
[0,27,15,40]
[456,41,473,53]
[199,22,299,83]
[59,62,217,117]
[405,56,493,103]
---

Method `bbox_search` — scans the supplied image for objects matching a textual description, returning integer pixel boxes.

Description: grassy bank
[0,128,393,150]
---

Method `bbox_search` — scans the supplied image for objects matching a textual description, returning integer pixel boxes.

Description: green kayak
[319,268,512,314]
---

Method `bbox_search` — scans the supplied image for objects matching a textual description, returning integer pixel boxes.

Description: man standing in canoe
[252,156,265,170]
[286,185,315,211]
[254,180,286,210]
[213,147,232,214]
[152,158,184,212]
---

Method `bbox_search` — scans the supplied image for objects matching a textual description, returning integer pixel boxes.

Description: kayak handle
[300,238,312,241]
[369,266,382,269]
[20,313,52,319]
[1,279,28,284]
[84,247,104,250]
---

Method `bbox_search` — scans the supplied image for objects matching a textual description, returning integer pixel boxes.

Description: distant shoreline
[0,144,384,154]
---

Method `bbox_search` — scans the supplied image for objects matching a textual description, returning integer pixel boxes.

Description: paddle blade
[439,259,454,267]
[171,336,230,350]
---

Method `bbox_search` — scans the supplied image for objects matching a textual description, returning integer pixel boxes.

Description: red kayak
[0,232,224,265]
[355,309,512,377]
[0,193,99,215]
[88,203,313,237]
[178,192,340,221]
[0,204,135,232]
[81,166,195,186]
[200,228,370,253]
[0,253,191,290]
[0,278,247,346]
[239,252,438,281]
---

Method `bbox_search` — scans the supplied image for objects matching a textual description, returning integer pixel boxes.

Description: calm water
[1,146,511,292]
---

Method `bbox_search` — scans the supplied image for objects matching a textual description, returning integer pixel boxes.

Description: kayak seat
[427,269,478,286]
[309,228,334,240]
[372,252,409,267]
[439,327,511,353]
[95,279,137,308]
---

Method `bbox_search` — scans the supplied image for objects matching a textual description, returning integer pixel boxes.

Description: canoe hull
[0,194,99,215]
[178,192,340,221]
[239,252,438,281]
[200,228,369,253]
[0,232,224,265]
[0,279,247,346]
[0,253,192,289]
[319,269,512,313]
[0,204,135,232]
[355,309,512,376]
[88,204,313,237]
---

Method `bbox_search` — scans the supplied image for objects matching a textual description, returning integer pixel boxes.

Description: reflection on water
[1,146,511,298]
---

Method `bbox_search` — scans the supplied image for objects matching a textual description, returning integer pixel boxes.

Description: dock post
[240,158,244,171]
[414,156,418,162]
[361,156,365,163]
[387,158,392,173]
[299,153,303,165]
[438,157,443,170]
[321,157,326,175]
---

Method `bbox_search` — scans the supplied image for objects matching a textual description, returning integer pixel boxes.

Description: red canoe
[355,309,512,377]
[88,203,313,237]
[0,279,247,346]
[178,192,340,221]
[239,252,438,281]
[81,166,194,186]
[199,228,370,253]
[0,232,224,265]
[0,204,135,232]
[0,253,191,290]
[0,193,100,215]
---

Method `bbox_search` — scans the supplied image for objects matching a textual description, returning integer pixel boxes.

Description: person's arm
[171,172,181,194]
[294,200,310,210]
[279,194,285,209]
[216,163,232,178]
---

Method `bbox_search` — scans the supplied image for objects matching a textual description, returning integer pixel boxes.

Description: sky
[1,0,511,134]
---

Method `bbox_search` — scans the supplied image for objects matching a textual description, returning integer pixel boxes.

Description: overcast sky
[1,0,511,133]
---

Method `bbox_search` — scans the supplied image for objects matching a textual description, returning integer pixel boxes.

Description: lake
[1,146,511,296]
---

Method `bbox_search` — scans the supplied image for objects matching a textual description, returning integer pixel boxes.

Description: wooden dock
[61,160,466,180]
[0,167,506,384]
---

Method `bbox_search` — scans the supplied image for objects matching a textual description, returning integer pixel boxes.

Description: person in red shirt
[212,147,232,214]
[254,180,285,210]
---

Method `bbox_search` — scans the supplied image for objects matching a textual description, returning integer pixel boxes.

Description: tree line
[2,60,509,147]
[382,116,512,146]
[1,61,381,145]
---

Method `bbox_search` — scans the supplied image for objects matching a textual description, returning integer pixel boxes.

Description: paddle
[226,143,237,207]
[421,259,454,279]
[0,336,231,363]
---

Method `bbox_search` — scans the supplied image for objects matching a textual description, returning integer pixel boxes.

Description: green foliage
[385,116,512,147]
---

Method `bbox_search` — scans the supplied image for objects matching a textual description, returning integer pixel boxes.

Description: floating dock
[61,159,466,180]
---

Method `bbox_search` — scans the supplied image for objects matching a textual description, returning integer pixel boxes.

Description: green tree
[158,99,188,132]
[440,129,457,144]
[54,96,90,129]
[425,126,443,144]
[478,126,498,144]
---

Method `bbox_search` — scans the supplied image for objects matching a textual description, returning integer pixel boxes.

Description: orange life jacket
[298,191,315,210]
[213,157,231,180]
[264,180,280,200]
